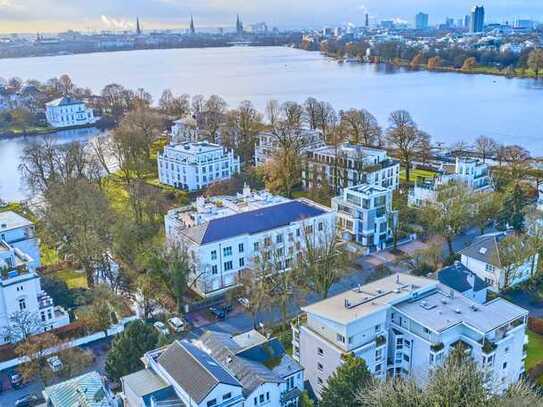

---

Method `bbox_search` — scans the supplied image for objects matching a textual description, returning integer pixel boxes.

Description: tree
[263,146,300,198]
[58,74,74,96]
[299,391,315,407]
[79,285,125,335]
[461,56,477,72]
[474,136,498,163]
[304,97,320,130]
[16,333,62,385]
[386,111,427,183]
[498,183,528,232]
[105,320,159,382]
[473,191,502,234]
[223,100,262,163]
[41,276,75,310]
[320,353,372,407]
[498,233,536,289]
[201,95,227,143]
[410,53,423,69]
[2,311,44,343]
[159,89,190,117]
[421,182,473,256]
[235,267,269,329]
[10,107,33,134]
[427,56,441,70]
[314,101,337,140]
[502,145,530,184]
[528,48,543,78]
[340,109,382,146]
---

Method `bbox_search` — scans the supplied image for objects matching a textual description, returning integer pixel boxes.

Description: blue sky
[0,0,542,33]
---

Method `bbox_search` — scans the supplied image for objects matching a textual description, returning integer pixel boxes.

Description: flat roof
[394,286,528,334]
[167,141,223,154]
[345,184,389,195]
[302,274,436,325]
[121,369,169,398]
[0,211,32,232]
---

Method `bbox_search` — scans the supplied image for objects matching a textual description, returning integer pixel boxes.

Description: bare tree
[304,97,320,130]
[474,136,498,163]
[201,95,227,143]
[2,311,44,343]
[235,267,269,329]
[340,109,382,146]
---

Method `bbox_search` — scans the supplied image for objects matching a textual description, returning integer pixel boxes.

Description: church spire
[236,13,243,34]
[136,17,142,35]
[190,15,195,34]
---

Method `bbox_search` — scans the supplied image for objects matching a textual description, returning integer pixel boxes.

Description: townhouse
[303,144,400,193]
[157,141,240,192]
[293,274,528,398]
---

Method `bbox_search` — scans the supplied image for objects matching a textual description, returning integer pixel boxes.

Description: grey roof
[460,232,506,268]
[198,331,302,396]
[0,211,33,232]
[181,200,327,245]
[121,369,169,398]
[43,371,112,407]
[46,96,84,107]
[438,263,488,293]
[157,340,241,404]
[394,287,528,334]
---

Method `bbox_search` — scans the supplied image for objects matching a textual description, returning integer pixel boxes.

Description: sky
[0,0,542,34]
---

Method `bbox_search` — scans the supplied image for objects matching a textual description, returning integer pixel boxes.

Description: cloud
[100,15,133,30]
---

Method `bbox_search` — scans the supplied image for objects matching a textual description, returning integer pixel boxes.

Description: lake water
[1,46,543,202]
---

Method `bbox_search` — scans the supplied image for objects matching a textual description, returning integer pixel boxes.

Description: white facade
[303,144,400,193]
[158,141,240,192]
[332,184,398,253]
[45,97,95,128]
[409,157,493,207]
[165,194,336,297]
[293,274,528,398]
[0,211,40,269]
[254,129,325,166]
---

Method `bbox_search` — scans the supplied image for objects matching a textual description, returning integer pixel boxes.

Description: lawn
[400,168,438,182]
[55,268,88,289]
[526,330,543,384]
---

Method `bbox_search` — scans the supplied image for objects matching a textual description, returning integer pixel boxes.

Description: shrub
[528,317,543,335]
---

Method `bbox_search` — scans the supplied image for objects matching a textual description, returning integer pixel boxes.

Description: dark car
[209,306,226,320]
[15,393,45,407]
[223,303,233,313]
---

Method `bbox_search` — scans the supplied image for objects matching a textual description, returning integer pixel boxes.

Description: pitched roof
[181,200,328,245]
[460,232,507,268]
[157,340,241,403]
[43,371,112,407]
[0,211,33,232]
[46,96,84,107]
[438,262,488,293]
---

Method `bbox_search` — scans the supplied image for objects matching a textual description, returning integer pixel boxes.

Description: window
[318,362,324,371]
[276,234,283,244]
[375,324,381,333]
[211,265,218,275]
[254,397,257,406]
[317,377,323,385]
[254,242,260,251]
[239,258,245,267]
[223,246,232,257]
[305,225,313,235]
[318,347,324,356]
[503,362,508,369]
[18,298,26,311]
[207,399,217,407]
[238,243,244,253]
[223,393,232,400]
[211,250,217,260]
[259,394,264,403]
[264,237,272,246]
[403,354,410,362]
[485,264,495,273]
[266,392,270,401]
[41,311,46,322]
[318,222,323,231]
[224,261,233,271]
[336,334,345,343]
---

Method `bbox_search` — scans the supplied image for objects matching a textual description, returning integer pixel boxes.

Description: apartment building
[165,191,335,297]
[0,211,40,269]
[45,96,95,128]
[331,184,398,253]
[254,129,325,166]
[293,274,528,398]
[157,141,240,191]
[409,157,493,207]
[303,144,400,193]
[460,231,539,292]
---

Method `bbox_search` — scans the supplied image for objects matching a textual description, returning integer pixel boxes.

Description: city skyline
[0,0,542,34]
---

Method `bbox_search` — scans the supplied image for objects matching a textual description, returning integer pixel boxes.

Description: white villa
[0,211,40,269]
[331,184,398,254]
[459,231,539,292]
[254,129,325,166]
[157,141,240,192]
[165,189,335,297]
[303,144,400,193]
[293,274,528,398]
[0,213,69,344]
[45,96,96,128]
[409,157,493,207]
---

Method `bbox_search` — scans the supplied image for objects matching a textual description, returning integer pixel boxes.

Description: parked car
[153,321,170,336]
[223,303,233,313]
[15,393,45,407]
[47,355,63,372]
[167,317,185,333]
[9,372,23,388]
[209,306,226,320]
[238,297,250,308]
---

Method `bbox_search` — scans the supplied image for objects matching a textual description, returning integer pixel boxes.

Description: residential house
[293,273,528,398]
[122,340,244,407]
[165,192,335,297]
[43,371,117,407]
[0,211,40,269]
[303,144,400,193]
[459,231,539,292]
[438,261,489,304]
[45,96,96,128]
[331,184,398,253]
[157,141,240,192]
[254,129,325,166]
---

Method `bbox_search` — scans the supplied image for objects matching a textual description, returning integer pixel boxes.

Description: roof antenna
[396,272,400,284]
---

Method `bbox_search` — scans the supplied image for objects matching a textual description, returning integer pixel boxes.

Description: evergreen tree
[105,320,159,382]
[498,183,528,232]
[320,354,372,407]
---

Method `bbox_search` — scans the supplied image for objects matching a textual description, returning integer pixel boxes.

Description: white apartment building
[303,144,400,193]
[165,191,335,297]
[409,157,493,207]
[331,184,398,253]
[45,96,96,128]
[293,274,528,398]
[157,141,240,192]
[254,129,325,166]
[0,211,40,269]
[0,241,69,344]
[460,231,539,292]
[170,117,199,144]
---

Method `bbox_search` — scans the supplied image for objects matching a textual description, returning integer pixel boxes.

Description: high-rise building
[464,14,472,29]
[365,13,370,27]
[236,13,244,34]
[189,15,195,34]
[470,5,485,33]
[136,17,142,35]
[415,12,429,29]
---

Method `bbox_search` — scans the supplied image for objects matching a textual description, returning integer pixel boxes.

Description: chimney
[467,272,475,290]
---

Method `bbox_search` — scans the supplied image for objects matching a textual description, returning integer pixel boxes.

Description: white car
[238,297,250,308]
[153,321,169,336]
[168,317,185,333]
[47,356,63,372]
